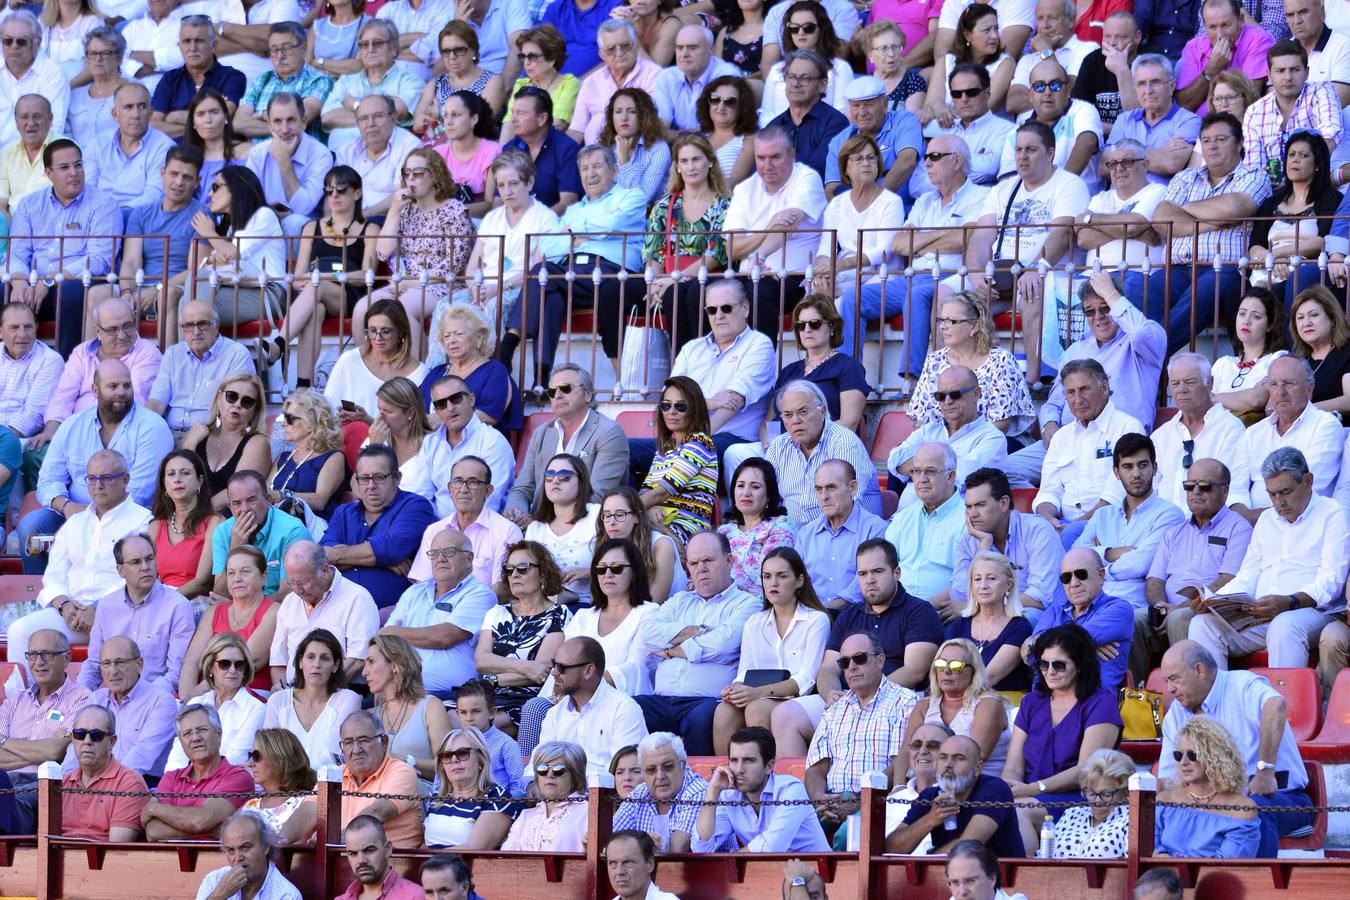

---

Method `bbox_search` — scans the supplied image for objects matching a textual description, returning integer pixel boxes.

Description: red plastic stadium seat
[993,312,1022,331]
[1234,650,1269,668]
[885,312,905,330]
[869,411,915,465]
[1280,759,1328,851]
[615,410,655,439]
[565,311,594,334]
[1011,488,1036,513]
[773,757,807,780]
[880,489,899,519]
[514,412,555,474]
[686,756,724,781]
[1250,667,1321,742]
[340,422,368,473]
[1302,669,1350,762]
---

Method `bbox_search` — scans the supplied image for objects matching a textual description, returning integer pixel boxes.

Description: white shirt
[226,207,286,282]
[269,569,381,683]
[723,163,827,276]
[120,10,188,93]
[0,58,70,147]
[1224,494,1350,612]
[1235,403,1344,508]
[1001,101,1104,190]
[938,0,1035,32]
[889,416,1008,508]
[197,864,300,900]
[411,417,516,517]
[978,168,1090,266]
[1150,403,1248,509]
[334,127,422,214]
[1309,29,1350,85]
[734,605,830,697]
[38,498,153,607]
[262,687,363,770]
[1033,402,1145,516]
[219,0,303,81]
[816,188,906,282]
[1011,37,1100,85]
[536,680,649,782]
[670,327,778,439]
[612,884,680,900]
[165,689,266,770]
[539,602,656,696]
[323,350,428,418]
[1211,351,1286,393]
[899,178,989,271]
[525,504,600,604]
[477,200,560,286]
[1085,183,1167,267]
[758,57,853,126]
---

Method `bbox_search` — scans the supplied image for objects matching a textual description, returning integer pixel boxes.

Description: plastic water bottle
[1038,815,1056,859]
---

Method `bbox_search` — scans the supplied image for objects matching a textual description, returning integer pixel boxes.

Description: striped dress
[643,432,719,552]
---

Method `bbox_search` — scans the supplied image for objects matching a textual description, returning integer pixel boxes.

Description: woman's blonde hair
[402,146,460,204]
[41,0,102,28]
[532,740,587,794]
[205,373,267,436]
[435,726,494,798]
[961,550,1023,617]
[1208,70,1259,110]
[374,376,433,448]
[283,390,344,453]
[368,634,427,703]
[1077,747,1134,793]
[1289,285,1350,358]
[929,638,995,710]
[1178,715,1249,796]
[202,632,253,688]
[437,301,495,358]
[250,728,318,791]
[666,132,729,196]
[941,292,996,355]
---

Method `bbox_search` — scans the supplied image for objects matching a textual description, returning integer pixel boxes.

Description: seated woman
[423,302,523,434]
[715,0,767,75]
[1249,131,1342,307]
[859,19,928,112]
[620,0,682,65]
[594,487,684,603]
[148,449,222,599]
[359,148,474,361]
[182,374,271,509]
[778,295,871,434]
[365,377,434,491]
[644,132,732,353]
[179,546,277,697]
[642,376,718,553]
[326,299,429,428]
[758,1,852,124]
[412,21,507,134]
[243,728,319,845]
[426,727,519,849]
[432,91,501,218]
[946,551,1033,692]
[920,4,1013,126]
[167,633,266,769]
[475,540,571,734]
[274,165,380,389]
[1050,747,1132,859]
[815,133,906,302]
[310,0,369,78]
[501,26,580,139]
[1290,285,1350,424]
[271,390,347,522]
[1155,717,1260,859]
[599,88,671,205]
[180,88,250,206]
[911,293,1035,438]
[502,741,589,851]
[713,547,829,754]
[698,76,757,189]
[525,454,600,607]
[1212,287,1289,424]
[718,459,795,598]
[366,634,452,785]
[263,629,363,770]
[1185,72,1259,169]
[609,744,642,800]
[894,638,1010,779]
[1001,624,1123,856]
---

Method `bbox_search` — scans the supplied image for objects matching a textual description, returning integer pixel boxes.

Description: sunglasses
[836,651,872,671]
[248,749,264,763]
[933,659,968,674]
[1059,568,1092,584]
[323,185,352,196]
[787,22,819,34]
[215,658,248,672]
[209,182,227,193]
[595,563,631,576]
[933,388,972,402]
[1182,480,1229,493]
[949,87,985,99]
[544,383,574,399]
[517,51,545,63]
[535,764,569,777]
[658,400,688,413]
[551,660,589,673]
[709,95,739,107]
[222,389,258,410]
[1172,749,1199,762]
[924,151,957,162]
[439,747,475,762]
[543,469,575,483]
[2,36,31,47]
[282,412,300,425]
[705,303,738,317]
[1182,439,1195,471]
[1037,658,1070,673]
[1031,79,1066,93]
[432,391,469,410]
[502,561,540,576]
[72,728,111,742]
[795,318,825,332]
[400,167,429,179]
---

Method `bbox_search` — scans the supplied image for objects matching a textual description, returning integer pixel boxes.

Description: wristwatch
[482,674,498,686]
[1257,760,1276,772]
[1082,212,1093,226]
[1288,595,1300,612]
[1036,780,1048,793]
[315,56,326,69]
[790,877,807,888]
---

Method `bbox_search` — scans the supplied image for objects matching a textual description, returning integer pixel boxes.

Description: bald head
[93,357,132,388]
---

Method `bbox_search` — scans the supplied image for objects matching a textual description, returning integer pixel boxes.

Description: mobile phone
[341,400,356,412]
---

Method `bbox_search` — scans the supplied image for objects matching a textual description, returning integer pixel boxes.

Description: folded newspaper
[1201,592,1265,634]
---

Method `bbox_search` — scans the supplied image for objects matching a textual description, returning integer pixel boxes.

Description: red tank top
[211,599,275,691]
[154,518,208,589]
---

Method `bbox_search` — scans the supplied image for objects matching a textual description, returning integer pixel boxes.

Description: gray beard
[938,770,976,797]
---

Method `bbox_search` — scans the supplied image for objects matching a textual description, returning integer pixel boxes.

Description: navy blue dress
[945,616,1035,692]
[272,448,344,519]
[774,353,872,428]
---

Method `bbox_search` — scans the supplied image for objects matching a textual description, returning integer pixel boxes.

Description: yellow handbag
[1118,686,1163,740]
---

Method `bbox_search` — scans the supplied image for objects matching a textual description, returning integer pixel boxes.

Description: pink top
[1176,24,1276,115]
[868,0,942,55]
[44,337,162,422]
[210,597,276,691]
[501,797,589,852]
[335,869,423,900]
[434,138,502,196]
[0,676,92,774]
[154,758,253,825]
[154,518,208,591]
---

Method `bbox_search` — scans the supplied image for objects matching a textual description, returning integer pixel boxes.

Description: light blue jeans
[838,274,935,377]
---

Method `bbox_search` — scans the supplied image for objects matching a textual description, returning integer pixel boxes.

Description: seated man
[1176,0,1275,111]
[8,447,153,666]
[244,92,333,235]
[1070,11,1141,133]
[338,711,423,847]
[1007,0,1101,115]
[1160,640,1314,855]
[333,96,422,217]
[1139,459,1252,679]
[1032,359,1146,548]
[886,442,967,610]
[1077,140,1167,295]
[766,50,848,180]
[888,734,1025,856]
[321,445,436,608]
[211,470,310,598]
[150,16,247,139]
[651,24,742,133]
[453,679,525,796]
[7,138,120,357]
[499,88,581,214]
[505,365,629,528]
[612,732,712,853]
[0,11,69,148]
[889,368,1006,508]
[0,94,54,215]
[81,533,195,692]
[805,632,919,830]
[0,301,61,497]
[383,527,500,699]
[74,635,179,778]
[1241,40,1340,170]
[85,82,176,211]
[412,457,523,588]
[417,855,483,900]
[822,75,921,200]
[692,726,829,852]
[1190,447,1350,668]
[336,815,422,900]
[195,812,301,900]
[636,531,759,756]
[62,704,149,841]
[1025,547,1136,689]
[763,381,881,523]
[799,460,887,609]
[147,298,254,438]
[1290,0,1350,104]
[232,22,332,139]
[319,19,421,150]
[270,541,380,687]
[536,637,649,781]
[122,0,195,94]
[411,374,516,517]
[569,19,661,144]
[140,704,253,839]
[1150,353,1248,508]
[1105,54,1201,185]
[950,468,1062,622]
[999,55,1103,189]
[914,65,1013,190]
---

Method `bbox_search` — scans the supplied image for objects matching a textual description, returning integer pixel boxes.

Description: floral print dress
[481,601,571,721]
[389,198,475,306]
[910,346,1035,438]
[718,516,796,597]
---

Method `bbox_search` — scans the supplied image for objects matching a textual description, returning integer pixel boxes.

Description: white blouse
[263,688,364,770]
[1050,804,1130,859]
[477,200,560,286]
[1211,350,1287,393]
[324,349,429,416]
[734,605,831,696]
[45,15,103,80]
[165,688,266,770]
[206,207,286,283]
[540,601,656,697]
[525,504,600,604]
[816,188,907,285]
[759,57,854,126]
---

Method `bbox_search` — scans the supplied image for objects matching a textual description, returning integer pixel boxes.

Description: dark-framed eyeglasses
[948,87,985,100]
[1182,480,1228,493]
[354,473,393,486]
[449,477,487,491]
[705,303,738,317]
[85,471,127,486]
[924,151,957,162]
[794,318,826,333]
[1104,157,1145,170]
[426,546,471,561]
[24,649,67,663]
[933,388,973,402]
[551,659,589,674]
[441,45,471,58]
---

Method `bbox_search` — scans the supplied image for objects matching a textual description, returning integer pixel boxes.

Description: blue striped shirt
[613,767,724,850]
[764,420,882,524]
[8,186,120,279]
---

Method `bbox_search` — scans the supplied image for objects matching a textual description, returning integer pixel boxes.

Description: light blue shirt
[899,178,989,271]
[386,575,500,694]
[798,502,888,604]
[148,334,255,431]
[765,420,882,524]
[889,417,1007,496]
[320,67,424,150]
[670,327,777,441]
[245,134,333,219]
[824,109,924,204]
[412,416,516,516]
[616,139,672,205]
[640,584,761,698]
[651,57,743,131]
[1107,103,1203,185]
[1074,492,1185,609]
[85,127,176,208]
[37,402,174,507]
[885,489,965,600]
[538,184,647,271]
[421,0,529,74]
[951,511,1063,608]
[1160,668,1307,789]
[8,185,120,278]
[690,773,830,853]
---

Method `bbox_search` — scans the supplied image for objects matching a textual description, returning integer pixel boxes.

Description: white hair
[1168,351,1213,386]
[637,731,687,765]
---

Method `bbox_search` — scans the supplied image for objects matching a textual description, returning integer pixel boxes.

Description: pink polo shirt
[335,868,423,900]
[154,757,254,828]
[62,758,149,840]
[1176,24,1277,114]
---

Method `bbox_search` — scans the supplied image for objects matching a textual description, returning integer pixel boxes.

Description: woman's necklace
[228,595,263,631]
[275,447,317,493]
[1187,786,1220,803]
[381,696,413,736]
[169,511,185,536]
[324,217,356,240]
[804,349,836,375]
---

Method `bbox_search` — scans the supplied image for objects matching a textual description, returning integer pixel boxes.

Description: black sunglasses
[72,728,110,742]
[215,658,248,672]
[223,389,258,410]
[595,563,631,576]
[1059,568,1091,584]
[323,184,353,196]
[794,318,825,332]
[552,660,589,673]
[933,388,973,402]
[248,749,264,763]
[544,383,575,400]
[786,22,818,34]
[1182,439,1195,471]
[949,87,985,100]
[502,561,540,576]
[1182,480,1229,493]
[432,391,469,410]
[705,303,738,317]
[282,412,300,425]
[535,764,569,777]
[1172,749,1199,762]
[1037,658,1069,673]
[658,400,688,413]
[439,747,475,762]
[836,651,872,671]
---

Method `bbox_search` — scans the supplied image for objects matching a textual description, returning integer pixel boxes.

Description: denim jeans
[838,274,935,377]
[1138,264,1242,355]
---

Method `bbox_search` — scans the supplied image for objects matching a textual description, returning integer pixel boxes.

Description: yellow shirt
[0,139,51,205]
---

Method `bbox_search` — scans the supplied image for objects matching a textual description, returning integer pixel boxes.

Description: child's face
[456,697,492,731]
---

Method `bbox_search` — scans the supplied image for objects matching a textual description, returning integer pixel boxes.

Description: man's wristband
[1289,595,1300,612]
[52,496,66,514]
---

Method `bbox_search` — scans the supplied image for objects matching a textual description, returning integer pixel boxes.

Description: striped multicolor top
[643,432,719,551]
